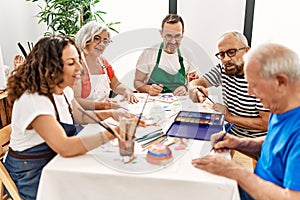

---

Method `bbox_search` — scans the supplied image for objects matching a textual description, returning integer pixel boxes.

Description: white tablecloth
[37,94,240,200]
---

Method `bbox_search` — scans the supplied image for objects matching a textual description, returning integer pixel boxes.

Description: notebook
[166,111,225,141]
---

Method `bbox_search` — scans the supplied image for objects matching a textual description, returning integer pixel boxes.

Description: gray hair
[75,21,110,50]
[244,43,300,81]
[220,31,249,47]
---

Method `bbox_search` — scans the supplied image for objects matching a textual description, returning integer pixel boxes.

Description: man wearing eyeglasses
[134,14,196,96]
[189,32,270,138]
[192,43,300,200]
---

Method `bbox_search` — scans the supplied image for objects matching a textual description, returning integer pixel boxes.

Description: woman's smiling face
[60,44,83,89]
[85,30,110,56]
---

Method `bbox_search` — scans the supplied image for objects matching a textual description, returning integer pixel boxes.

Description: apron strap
[48,93,75,124]
[177,48,184,71]
[156,42,185,71]
[63,94,75,124]
[48,94,60,121]
[177,48,186,79]
[155,43,164,66]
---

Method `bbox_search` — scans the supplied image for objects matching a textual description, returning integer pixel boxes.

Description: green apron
[147,43,186,93]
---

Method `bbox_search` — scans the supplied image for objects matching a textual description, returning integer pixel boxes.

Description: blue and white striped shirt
[203,64,268,137]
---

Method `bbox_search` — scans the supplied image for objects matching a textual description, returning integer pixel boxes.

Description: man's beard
[224,62,244,76]
[165,42,179,54]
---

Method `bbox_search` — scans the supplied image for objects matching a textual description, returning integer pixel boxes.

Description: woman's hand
[111,109,133,121]
[123,88,139,104]
[111,109,147,127]
[99,101,120,110]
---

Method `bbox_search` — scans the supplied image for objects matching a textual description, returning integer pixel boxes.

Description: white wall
[0,0,46,68]
[98,0,169,90]
[0,0,246,82]
[98,0,246,91]
[251,0,300,54]
[178,0,246,73]
[98,0,168,36]
[178,0,246,98]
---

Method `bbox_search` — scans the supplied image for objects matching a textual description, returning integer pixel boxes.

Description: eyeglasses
[215,47,246,60]
[163,33,183,41]
[93,35,111,46]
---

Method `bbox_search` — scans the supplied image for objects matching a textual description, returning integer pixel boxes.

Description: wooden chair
[0,125,22,200]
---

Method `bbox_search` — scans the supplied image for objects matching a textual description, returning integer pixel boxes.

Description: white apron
[84,57,111,101]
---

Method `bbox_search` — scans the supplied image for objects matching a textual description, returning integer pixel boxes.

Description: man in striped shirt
[189,32,269,138]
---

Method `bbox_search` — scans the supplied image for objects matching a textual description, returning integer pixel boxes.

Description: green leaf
[26,0,120,35]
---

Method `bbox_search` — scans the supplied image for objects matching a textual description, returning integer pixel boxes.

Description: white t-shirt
[10,87,74,151]
[136,44,196,82]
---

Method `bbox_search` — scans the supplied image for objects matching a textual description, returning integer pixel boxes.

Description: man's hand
[192,154,243,179]
[212,103,234,122]
[210,131,240,153]
[173,85,188,96]
[148,84,163,96]
[188,86,209,103]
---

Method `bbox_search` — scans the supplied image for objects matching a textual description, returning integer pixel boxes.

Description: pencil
[196,87,215,104]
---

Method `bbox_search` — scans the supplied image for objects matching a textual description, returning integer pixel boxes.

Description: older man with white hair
[192,43,300,200]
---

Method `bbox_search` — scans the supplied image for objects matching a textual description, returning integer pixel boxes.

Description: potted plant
[26,0,120,37]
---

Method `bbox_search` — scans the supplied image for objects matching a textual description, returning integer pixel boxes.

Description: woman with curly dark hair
[4,36,125,199]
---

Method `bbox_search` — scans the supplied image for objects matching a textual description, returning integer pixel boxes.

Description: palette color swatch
[175,111,223,125]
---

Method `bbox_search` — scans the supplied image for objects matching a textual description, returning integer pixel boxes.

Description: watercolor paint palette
[166,111,225,141]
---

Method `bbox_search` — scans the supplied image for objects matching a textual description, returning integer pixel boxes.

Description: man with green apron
[134,14,196,96]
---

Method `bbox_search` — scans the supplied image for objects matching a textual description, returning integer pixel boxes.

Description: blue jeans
[4,122,77,199]
[239,186,255,200]
[4,143,55,200]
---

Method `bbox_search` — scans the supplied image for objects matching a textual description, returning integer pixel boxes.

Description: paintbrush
[209,123,235,152]
[131,93,149,137]
[137,132,165,143]
[142,136,167,151]
[197,87,215,104]
[78,108,122,140]
[27,41,32,51]
[17,42,27,57]
[141,134,166,148]
[136,130,164,142]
